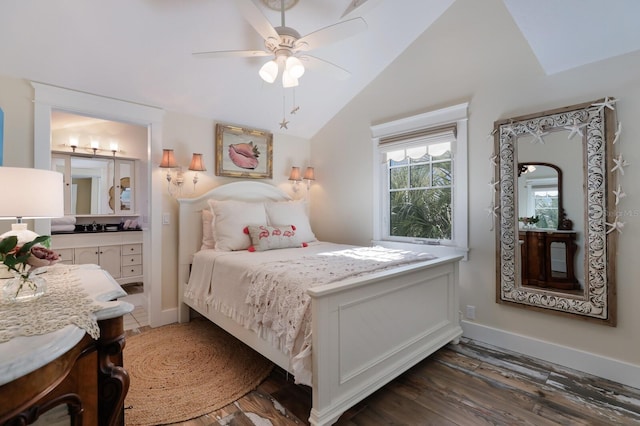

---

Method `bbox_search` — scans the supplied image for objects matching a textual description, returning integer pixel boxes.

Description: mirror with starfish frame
[493,98,619,325]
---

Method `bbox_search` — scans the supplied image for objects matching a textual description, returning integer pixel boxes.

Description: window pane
[389,188,451,239]
[410,164,430,188]
[432,161,452,186]
[389,166,408,189]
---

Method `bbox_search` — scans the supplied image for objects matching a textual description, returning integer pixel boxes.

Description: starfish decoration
[528,128,548,144]
[592,97,617,112]
[489,153,498,166]
[613,185,627,205]
[605,220,625,235]
[290,106,300,115]
[279,118,289,129]
[564,119,587,140]
[502,124,517,138]
[488,180,499,192]
[613,122,622,144]
[486,129,497,141]
[611,154,629,175]
[485,204,499,218]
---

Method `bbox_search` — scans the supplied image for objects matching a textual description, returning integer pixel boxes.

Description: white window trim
[371,103,469,260]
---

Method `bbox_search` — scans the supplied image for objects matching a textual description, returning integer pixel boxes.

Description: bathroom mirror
[494,98,618,325]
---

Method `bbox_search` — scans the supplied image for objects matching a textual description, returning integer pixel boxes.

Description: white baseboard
[461,320,640,390]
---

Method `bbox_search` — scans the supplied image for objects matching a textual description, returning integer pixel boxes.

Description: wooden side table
[0,266,133,426]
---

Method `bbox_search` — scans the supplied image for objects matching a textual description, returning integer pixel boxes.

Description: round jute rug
[124,318,273,425]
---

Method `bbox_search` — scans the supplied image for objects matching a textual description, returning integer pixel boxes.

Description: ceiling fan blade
[236,0,280,41]
[299,55,351,80]
[294,18,367,51]
[340,0,384,19]
[192,49,271,59]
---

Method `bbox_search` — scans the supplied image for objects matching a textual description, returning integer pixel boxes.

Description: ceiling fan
[192,0,368,88]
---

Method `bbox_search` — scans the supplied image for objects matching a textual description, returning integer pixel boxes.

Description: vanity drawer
[122,264,142,277]
[122,254,142,266]
[122,244,142,255]
[56,248,74,264]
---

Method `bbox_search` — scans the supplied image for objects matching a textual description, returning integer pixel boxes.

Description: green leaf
[0,236,18,255]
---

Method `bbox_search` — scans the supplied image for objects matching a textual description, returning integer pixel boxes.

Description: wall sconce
[289,166,315,192]
[303,166,315,190]
[160,149,206,197]
[188,153,206,190]
[289,166,302,192]
[110,141,119,156]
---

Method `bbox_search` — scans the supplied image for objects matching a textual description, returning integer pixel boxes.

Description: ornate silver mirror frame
[494,98,618,325]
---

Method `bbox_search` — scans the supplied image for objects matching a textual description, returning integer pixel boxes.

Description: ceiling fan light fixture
[282,69,298,88]
[259,60,279,83]
[285,56,305,79]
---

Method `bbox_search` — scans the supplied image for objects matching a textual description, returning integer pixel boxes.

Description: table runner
[0,264,102,343]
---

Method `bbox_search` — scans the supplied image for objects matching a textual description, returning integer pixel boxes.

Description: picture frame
[215,123,273,179]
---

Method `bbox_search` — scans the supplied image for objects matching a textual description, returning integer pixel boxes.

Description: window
[529,185,559,229]
[372,103,468,258]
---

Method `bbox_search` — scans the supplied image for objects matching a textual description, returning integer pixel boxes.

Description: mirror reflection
[70,156,114,215]
[518,163,561,230]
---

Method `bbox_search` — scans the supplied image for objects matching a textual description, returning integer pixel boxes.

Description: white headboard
[177,181,291,320]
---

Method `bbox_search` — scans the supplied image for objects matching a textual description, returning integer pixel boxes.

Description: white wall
[310,0,640,382]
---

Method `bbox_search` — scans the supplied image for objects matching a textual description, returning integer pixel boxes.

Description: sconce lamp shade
[303,167,315,181]
[159,149,178,168]
[0,167,64,220]
[289,166,301,181]
[188,153,206,171]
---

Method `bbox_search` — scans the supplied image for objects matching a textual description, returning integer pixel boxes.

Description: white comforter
[185,242,436,385]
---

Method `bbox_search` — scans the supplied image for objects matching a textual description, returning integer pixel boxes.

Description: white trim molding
[462,320,640,389]
[31,82,169,327]
[371,103,469,260]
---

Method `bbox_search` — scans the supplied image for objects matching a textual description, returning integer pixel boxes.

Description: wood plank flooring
[125,326,640,425]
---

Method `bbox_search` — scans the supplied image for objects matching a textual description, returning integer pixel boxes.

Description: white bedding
[185,241,436,385]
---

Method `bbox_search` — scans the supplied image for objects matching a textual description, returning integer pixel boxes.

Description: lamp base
[0,223,40,244]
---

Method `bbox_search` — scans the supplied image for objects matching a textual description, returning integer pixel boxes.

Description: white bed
[178,181,462,426]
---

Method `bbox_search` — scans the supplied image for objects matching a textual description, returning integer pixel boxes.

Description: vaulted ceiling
[1,0,639,139]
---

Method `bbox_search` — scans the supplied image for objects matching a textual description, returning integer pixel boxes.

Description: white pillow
[265,200,316,243]
[208,199,267,251]
[200,209,215,250]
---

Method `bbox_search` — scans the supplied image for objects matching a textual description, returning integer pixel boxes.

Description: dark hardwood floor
[125,327,640,425]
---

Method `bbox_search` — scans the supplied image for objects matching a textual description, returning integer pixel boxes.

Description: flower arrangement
[518,215,540,226]
[0,235,59,294]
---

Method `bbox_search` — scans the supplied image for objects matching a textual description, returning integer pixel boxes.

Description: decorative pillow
[208,199,267,251]
[265,200,316,243]
[244,224,306,252]
[200,209,215,250]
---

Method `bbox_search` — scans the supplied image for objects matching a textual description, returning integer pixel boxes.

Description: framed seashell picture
[215,123,273,179]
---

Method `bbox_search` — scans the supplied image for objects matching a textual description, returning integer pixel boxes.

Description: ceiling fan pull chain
[291,88,300,115]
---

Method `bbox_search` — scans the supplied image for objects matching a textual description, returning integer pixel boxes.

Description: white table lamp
[0,167,64,243]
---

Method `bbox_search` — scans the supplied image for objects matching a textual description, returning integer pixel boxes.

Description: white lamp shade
[0,167,64,220]
[259,60,278,83]
[285,56,305,79]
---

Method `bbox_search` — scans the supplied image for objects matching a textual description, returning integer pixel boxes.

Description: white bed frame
[178,181,462,426]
